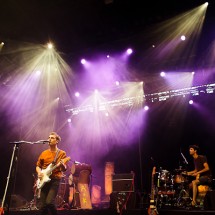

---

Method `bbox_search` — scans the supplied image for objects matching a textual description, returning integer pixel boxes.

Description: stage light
[75,92,80,97]
[160,72,166,77]
[126,48,133,55]
[181,35,186,41]
[189,100,193,104]
[35,70,41,75]
[47,42,53,49]
[81,59,86,65]
[106,55,110,58]
[67,118,72,123]
[115,81,119,86]
[144,106,149,111]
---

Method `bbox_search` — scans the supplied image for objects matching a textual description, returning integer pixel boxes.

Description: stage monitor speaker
[112,173,134,192]
[204,190,215,210]
[9,194,28,209]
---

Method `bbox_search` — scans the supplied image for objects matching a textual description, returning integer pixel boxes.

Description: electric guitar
[37,157,70,189]
[148,166,158,215]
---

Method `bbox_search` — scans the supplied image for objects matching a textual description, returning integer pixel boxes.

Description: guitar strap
[52,149,60,165]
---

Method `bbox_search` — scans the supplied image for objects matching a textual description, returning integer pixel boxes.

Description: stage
[5,207,215,215]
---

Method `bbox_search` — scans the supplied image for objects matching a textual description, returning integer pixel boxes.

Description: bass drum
[71,162,92,177]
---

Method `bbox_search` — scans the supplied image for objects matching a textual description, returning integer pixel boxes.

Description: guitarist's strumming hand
[37,171,44,180]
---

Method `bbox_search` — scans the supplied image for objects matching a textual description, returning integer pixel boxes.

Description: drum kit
[155,167,192,208]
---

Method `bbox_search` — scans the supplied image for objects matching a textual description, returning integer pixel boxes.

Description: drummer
[185,145,212,206]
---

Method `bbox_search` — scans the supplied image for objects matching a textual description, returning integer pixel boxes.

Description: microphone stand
[1,141,46,214]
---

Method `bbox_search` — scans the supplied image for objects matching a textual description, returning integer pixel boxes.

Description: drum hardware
[175,187,192,208]
[154,167,195,209]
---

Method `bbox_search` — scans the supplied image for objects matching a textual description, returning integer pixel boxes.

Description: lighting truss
[146,83,215,103]
[65,95,144,115]
[65,83,215,115]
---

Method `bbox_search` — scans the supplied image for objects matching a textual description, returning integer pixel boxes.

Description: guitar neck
[46,157,70,174]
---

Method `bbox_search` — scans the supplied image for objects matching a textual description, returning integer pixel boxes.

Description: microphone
[36,140,50,144]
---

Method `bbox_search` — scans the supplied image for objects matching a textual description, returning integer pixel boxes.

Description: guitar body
[37,157,70,189]
[37,164,53,189]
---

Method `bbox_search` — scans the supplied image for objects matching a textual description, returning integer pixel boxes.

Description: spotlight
[75,92,80,97]
[36,70,41,75]
[67,118,72,123]
[126,48,133,55]
[107,55,110,58]
[181,35,186,41]
[144,106,149,111]
[47,42,53,49]
[189,100,193,104]
[81,59,86,65]
[115,81,119,86]
[160,72,166,77]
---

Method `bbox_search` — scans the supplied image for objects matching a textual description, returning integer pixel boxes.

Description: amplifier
[112,173,134,192]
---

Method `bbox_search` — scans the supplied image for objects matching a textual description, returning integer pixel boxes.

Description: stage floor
[5,206,215,215]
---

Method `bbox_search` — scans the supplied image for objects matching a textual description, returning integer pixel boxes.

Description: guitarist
[185,145,212,207]
[36,132,68,215]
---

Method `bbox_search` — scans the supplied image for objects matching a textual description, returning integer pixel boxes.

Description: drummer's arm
[193,162,209,176]
[186,169,197,176]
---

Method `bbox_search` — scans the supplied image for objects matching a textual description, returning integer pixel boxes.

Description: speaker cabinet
[9,195,28,209]
[112,173,134,192]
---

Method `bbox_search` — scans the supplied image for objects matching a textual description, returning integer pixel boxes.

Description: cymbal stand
[176,183,192,208]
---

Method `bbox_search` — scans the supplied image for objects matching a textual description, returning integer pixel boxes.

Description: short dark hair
[189,145,199,151]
